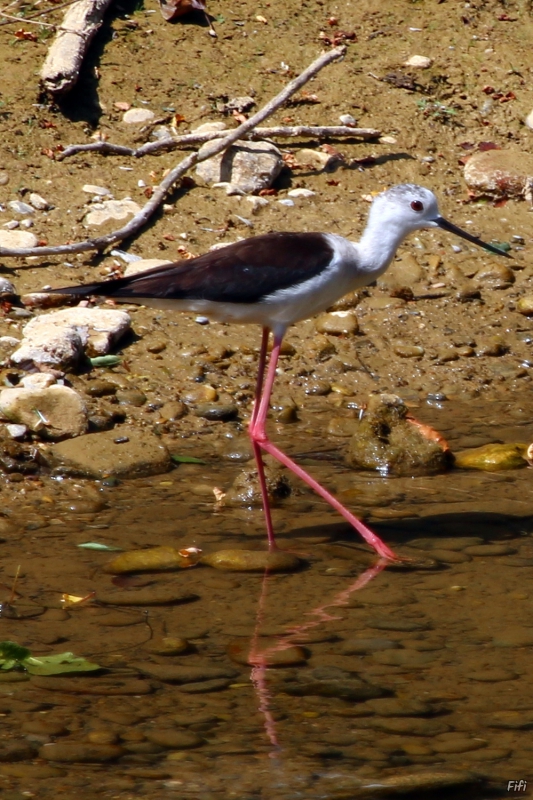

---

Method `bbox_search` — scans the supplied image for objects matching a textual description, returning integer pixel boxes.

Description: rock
[103,546,200,574]
[287,188,316,198]
[0,278,16,296]
[195,139,283,194]
[194,402,238,421]
[201,549,302,572]
[516,295,533,316]
[294,148,338,171]
[0,230,38,249]
[28,193,52,211]
[84,198,142,227]
[0,385,88,440]
[39,743,124,763]
[124,258,172,277]
[463,149,533,199]
[41,427,172,479]
[454,443,528,471]
[20,373,56,389]
[405,55,432,68]
[97,585,197,606]
[7,200,34,215]
[474,263,515,290]
[122,108,155,124]
[82,184,112,196]
[145,730,203,749]
[315,311,359,336]
[222,466,290,508]
[11,307,131,369]
[526,109,533,129]
[227,638,308,667]
[133,663,238,684]
[345,393,452,476]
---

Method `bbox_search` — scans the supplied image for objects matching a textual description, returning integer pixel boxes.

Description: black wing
[51,232,335,304]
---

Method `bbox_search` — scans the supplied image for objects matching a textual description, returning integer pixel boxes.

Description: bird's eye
[411,200,424,212]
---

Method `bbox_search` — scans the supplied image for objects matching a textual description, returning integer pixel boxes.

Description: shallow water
[1,398,533,799]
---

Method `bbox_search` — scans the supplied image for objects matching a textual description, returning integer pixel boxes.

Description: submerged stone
[201,549,302,572]
[345,393,452,476]
[454,443,528,471]
[103,546,200,574]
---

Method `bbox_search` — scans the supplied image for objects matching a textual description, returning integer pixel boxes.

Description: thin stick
[57,124,382,161]
[0,45,347,260]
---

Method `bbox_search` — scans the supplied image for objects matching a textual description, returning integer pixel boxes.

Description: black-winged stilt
[51,184,509,560]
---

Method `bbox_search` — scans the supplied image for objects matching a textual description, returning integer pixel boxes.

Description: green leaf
[89,355,122,368]
[171,454,206,464]
[24,653,101,675]
[0,641,31,663]
[77,542,123,551]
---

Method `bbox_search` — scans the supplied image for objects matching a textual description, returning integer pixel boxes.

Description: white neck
[355,215,412,278]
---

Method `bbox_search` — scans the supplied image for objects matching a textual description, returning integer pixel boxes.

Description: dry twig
[0,45,347,260]
[57,124,381,160]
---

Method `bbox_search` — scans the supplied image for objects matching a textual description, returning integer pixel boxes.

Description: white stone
[7,200,34,215]
[0,336,20,348]
[122,108,155,124]
[196,139,283,194]
[339,114,357,126]
[124,258,172,278]
[0,230,38,249]
[82,184,111,196]
[288,188,316,198]
[405,55,432,68]
[29,192,51,210]
[20,373,56,389]
[4,220,19,230]
[84,198,141,227]
[192,121,227,134]
[10,307,131,369]
[6,424,27,439]
[0,385,88,439]
[525,109,533,130]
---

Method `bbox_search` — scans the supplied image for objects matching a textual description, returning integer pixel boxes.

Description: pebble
[82,184,112,196]
[393,342,425,358]
[487,710,533,728]
[133,663,238,684]
[463,149,533,198]
[145,730,203,749]
[463,544,516,556]
[341,637,400,655]
[405,55,432,68]
[97,585,197,606]
[124,258,172,277]
[201,549,302,572]
[526,109,533,129]
[0,171,9,185]
[122,108,155,124]
[194,402,238,421]
[39,742,124,762]
[116,388,147,407]
[103,545,198,573]
[454,444,527,471]
[29,192,52,211]
[366,618,432,632]
[145,636,190,656]
[339,113,357,125]
[516,295,533,316]
[181,384,218,404]
[84,198,142,226]
[315,311,359,335]
[6,424,27,439]
[7,200,34,215]
[371,649,438,668]
[0,229,38,248]
[287,188,316,198]
[226,638,308,666]
[370,717,450,736]
[475,263,515,290]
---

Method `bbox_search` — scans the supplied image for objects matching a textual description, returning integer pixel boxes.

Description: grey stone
[196,139,283,194]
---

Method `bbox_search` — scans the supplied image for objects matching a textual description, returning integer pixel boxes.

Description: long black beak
[435,216,512,258]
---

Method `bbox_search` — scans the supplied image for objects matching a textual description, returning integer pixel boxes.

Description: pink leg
[250,328,277,550]
[249,330,398,561]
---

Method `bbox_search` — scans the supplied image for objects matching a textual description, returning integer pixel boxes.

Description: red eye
[411,200,424,212]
